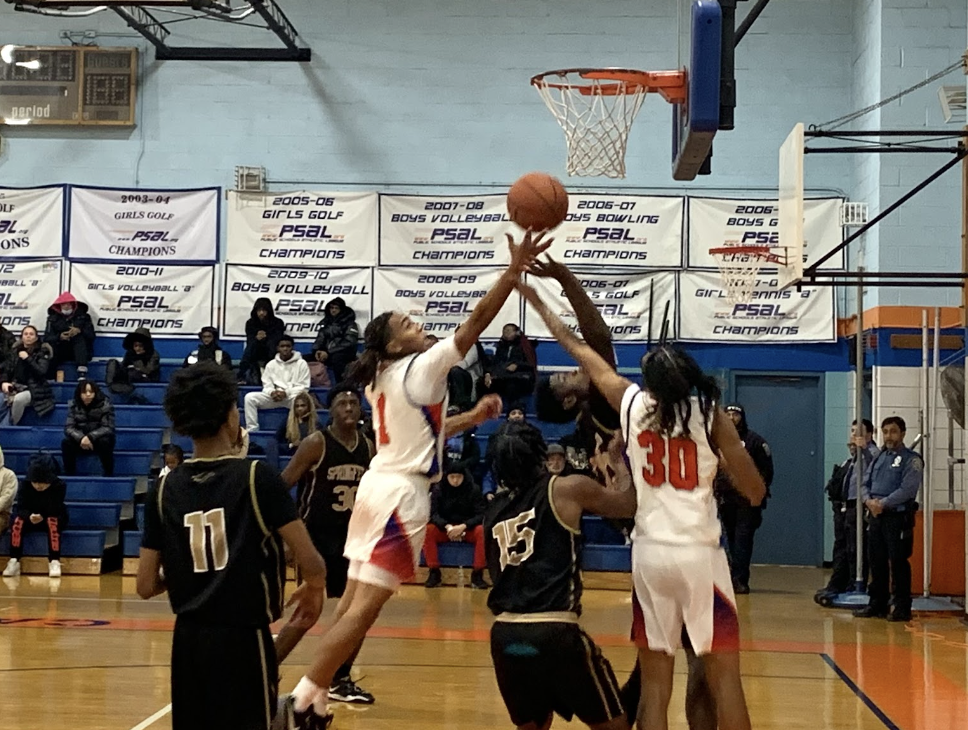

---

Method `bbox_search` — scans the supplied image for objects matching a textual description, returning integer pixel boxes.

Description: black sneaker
[733,581,750,595]
[425,568,442,588]
[282,695,333,730]
[329,677,375,705]
[470,569,489,590]
[888,608,912,623]
[853,605,889,619]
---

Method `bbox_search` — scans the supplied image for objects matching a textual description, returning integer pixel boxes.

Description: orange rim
[531,68,687,104]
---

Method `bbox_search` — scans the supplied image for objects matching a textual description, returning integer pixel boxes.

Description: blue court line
[820,653,902,730]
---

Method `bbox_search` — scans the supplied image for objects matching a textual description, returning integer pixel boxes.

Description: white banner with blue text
[222,265,372,343]
[226,191,378,266]
[373,267,519,339]
[524,270,677,343]
[678,271,836,343]
[68,186,219,262]
[0,259,63,331]
[687,197,844,270]
[68,262,215,336]
[552,195,683,268]
[0,186,64,259]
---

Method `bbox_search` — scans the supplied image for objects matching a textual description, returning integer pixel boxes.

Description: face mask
[60,306,74,316]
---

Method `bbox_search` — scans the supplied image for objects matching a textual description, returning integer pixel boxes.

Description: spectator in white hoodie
[0,445,16,537]
[243,334,310,431]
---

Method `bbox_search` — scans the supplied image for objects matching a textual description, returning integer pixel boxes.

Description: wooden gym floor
[0,565,965,730]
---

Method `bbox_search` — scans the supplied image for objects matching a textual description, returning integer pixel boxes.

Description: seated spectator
[43,292,95,378]
[62,380,116,477]
[106,328,160,396]
[239,297,286,386]
[183,327,232,370]
[311,297,359,382]
[2,452,68,578]
[276,391,324,453]
[0,326,54,426]
[0,445,15,538]
[0,323,15,364]
[483,323,536,405]
[159,444,185,479]
[449,326,487,410]
[481,403,543,498]
[545,442,574,477]
[444,404,482,481]
[423,462,488,589]
[243,335,310,431]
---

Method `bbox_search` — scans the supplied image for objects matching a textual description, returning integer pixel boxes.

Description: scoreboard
[0,46,137,126]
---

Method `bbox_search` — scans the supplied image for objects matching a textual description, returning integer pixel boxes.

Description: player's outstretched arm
[529,256,614,364]
[711,408,766,506]
[516,281,630,413]
[135,548,167,599]
[280,432,326,487]
[452,230,552,356]
[444,394,503,438]
[278,520,327,627]
[552,434,636,525]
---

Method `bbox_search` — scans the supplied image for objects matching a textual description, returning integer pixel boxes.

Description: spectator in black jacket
[62,380,116,477]
[481,404,543,498]
[2,453,68,578]
[239,297,286,385]
[444,404,482,481]
[716,403,775,594]
[0,326,54,426]
[423,462,489,589]
[183,327,232,371]
[106,328,160,396]
[43,292,95,378]
[0,324,15,364]
[483,324,536,406]
[311,297,359,382]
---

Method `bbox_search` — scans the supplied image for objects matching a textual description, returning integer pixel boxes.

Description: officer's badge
[892,456,902,468]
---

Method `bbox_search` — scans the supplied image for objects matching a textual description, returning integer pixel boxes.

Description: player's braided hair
[640,344,719,447]
[491,422,548,495]
[346,312,394,388]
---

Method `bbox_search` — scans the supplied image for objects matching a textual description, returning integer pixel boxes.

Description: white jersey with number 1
[620,384,722,547]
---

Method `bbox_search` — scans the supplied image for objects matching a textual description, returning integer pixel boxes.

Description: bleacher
[2,365,631,576]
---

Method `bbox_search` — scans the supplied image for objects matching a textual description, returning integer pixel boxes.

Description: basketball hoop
[531,68,687,179]
[708,245,785,305]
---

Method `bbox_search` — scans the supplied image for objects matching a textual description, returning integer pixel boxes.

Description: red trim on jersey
[711,587,740,653]
[630,590,650,649]
[369,510,417,582]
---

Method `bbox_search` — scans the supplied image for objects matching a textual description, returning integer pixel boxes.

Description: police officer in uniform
[280,383,376,705]
[485,422,635,730]
[815,419,877,606]
[716,404,774,594]
[854,416,922,623]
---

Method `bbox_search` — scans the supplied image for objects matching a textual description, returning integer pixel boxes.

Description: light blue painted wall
[823,371,852,560]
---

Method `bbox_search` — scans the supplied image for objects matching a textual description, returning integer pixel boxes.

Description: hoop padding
[709,246,784,306]
[531,69,686,179]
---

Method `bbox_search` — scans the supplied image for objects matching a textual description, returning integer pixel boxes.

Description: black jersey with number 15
[141,456,299,627]
[484,474,584,617]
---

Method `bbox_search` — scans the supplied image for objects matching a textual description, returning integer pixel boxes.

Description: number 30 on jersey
[637,432,699,491]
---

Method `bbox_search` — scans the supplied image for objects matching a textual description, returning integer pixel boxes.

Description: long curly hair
[639,345,719,447]
[491,422,548,496]
[346,312,396,388]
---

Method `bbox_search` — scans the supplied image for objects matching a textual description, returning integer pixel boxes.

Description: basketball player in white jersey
[285,230,550,728]
[518,281,765,730]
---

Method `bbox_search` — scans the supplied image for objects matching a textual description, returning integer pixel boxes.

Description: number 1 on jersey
[376,392,390,446]
[637,431,699,491]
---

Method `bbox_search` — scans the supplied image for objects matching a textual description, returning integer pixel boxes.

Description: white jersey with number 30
[365,337,463,481]
[620,384,722,547]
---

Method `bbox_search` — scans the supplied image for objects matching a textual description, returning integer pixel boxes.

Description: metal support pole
[921,310,930,597]
[947,412,956,507]
[854,268,866,593]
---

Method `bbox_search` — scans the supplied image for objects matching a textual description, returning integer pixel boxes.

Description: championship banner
[373,268,519,339]
[553,195,683,268]
[223,265,372,343]
[68,263,215,336]
[0,186,64,259]
[687,197,843,270]
[524,270,677,343]
[380,194,513,266]
[226,191,378,266]
[68,186,218,262]
[0,260,63,331]
[678,271,836,343]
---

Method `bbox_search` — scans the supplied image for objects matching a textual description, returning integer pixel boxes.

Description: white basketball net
[533,73,648,179]
[711,250,775,305]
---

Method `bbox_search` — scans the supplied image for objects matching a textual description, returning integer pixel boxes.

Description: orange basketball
[506,172,569,232]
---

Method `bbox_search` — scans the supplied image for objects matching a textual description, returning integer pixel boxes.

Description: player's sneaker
[329,677,375,705]
[3,558,21,577]
[282,695,333,730]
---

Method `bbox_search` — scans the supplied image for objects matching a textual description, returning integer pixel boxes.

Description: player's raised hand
[528,255,568,280]
[285,580,325,630]
[474,394,504,422]
[506,230,553,274]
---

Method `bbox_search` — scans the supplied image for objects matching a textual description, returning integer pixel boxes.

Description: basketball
[506,172,569,231]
